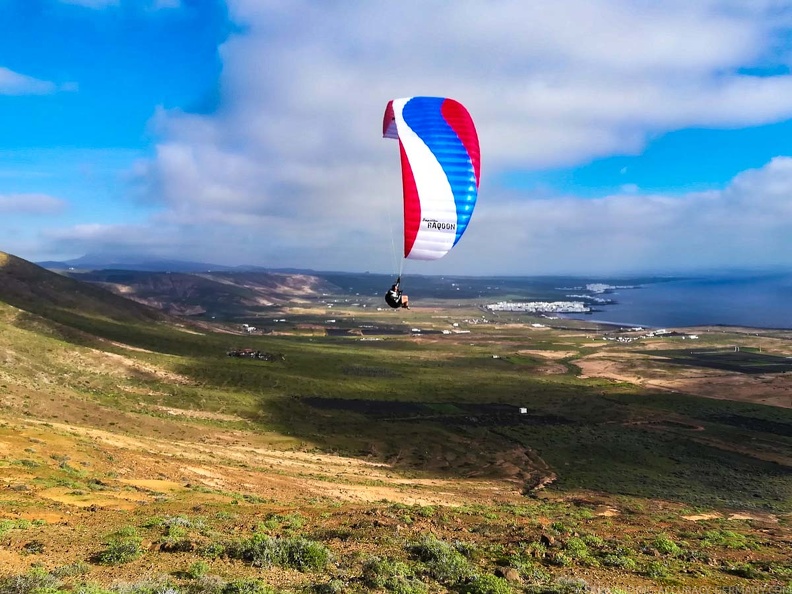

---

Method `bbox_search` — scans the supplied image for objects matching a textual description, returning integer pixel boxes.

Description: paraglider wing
[383,97,480,260]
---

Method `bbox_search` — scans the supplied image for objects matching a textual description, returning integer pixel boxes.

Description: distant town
[485,301,591,313]
[487,283,641,314]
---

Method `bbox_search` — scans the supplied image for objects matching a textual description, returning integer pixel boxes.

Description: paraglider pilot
[385,277,409,309]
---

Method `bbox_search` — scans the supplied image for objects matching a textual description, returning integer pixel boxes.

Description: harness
[385,288,402,308]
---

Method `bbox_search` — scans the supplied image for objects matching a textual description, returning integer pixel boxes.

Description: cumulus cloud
[459,157,792,275]
[0,194,66,215]
[118,0,792,273]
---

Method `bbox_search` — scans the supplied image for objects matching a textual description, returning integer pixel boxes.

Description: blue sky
[3,0,792,275]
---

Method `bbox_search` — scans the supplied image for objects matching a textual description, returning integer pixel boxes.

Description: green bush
[701,529,751,550]
[311,580,346,594]
[652,533,682,556]
[226,533,282,567]
[563,537,589,561]
[461,574,513,594]
[258,513,304,533]
[407,535,473,585]
[282,537,330,571]
[361,557,426,593]
[644,561,669,579]
[52,561,90,577]
[114,525,139,538]
[159,523,194,553]
[726,562,763,579]
[225,534,329,572]
[185,576,225,594]
[547,551,572,567]
[550,577,590,593]
[601,553,637,571]
[92,536,143,565]
[0,567,61,594]
[105,577,178,594]
[187,560,211,579]
[199,541,226,559]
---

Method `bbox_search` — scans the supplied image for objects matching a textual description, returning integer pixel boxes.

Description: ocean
[561,273,792,330]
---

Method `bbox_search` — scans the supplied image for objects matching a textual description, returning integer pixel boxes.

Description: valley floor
[1,300,791,592]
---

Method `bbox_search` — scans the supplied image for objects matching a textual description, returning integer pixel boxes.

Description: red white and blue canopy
[383,97,480,260]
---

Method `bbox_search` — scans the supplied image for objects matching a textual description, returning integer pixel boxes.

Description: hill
[0,251,790,591]
[67,269,342,318]
[0,251,167,325]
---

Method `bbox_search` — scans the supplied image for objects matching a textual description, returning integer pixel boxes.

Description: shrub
[563,537,589,561]
[361,557,426,593]
[601,553,637,571]
[652,533,682,556]
[115,526,139,538]
[550,521,571,534]
[199,541,225,559]
[52,562,91,578]
[187,561,211,579]
[551,577,590,593]
[92,537,143,565]
[461,574,513,594]
[581,534,604,548]
[108,577,177,594]
[0,567,61,594]
[282,537,330,571]
[407,535,473,585]
[547,551,572,567]
[414,505,436,518]
[726,563,763,579]
[224,534,330,572]
[185,576,225,594]
[258,513,304,533]
[311,580,347,594]
[644,561,669,579]
[160,524,194,553]
[226,534,282,567]
[701,529,751,550]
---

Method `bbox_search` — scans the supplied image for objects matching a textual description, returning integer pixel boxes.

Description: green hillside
[0,251,790,591]
[0,251,167,324]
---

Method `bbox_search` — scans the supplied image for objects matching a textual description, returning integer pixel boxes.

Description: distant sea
[561,273,792,330]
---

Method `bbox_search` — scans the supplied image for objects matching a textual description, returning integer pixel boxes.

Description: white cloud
[110,1,792,272]
[0,194,66,214]
[0,67,56,95]
[52,157,792,274]
[456,157,792,275]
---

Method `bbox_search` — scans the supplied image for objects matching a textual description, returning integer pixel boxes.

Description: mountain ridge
[0,250,168,324]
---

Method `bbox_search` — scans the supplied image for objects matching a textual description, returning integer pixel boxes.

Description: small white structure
[519,408,528,414]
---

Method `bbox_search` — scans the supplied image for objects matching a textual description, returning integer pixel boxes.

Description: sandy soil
[575,350,792,408]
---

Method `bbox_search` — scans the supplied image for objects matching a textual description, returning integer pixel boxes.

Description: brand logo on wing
[423,218,456,231]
